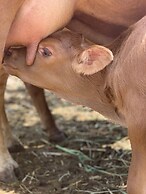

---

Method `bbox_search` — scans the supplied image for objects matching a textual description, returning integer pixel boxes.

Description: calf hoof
[49,131,67,143]
[14,167,24,181]
[8,142,24,153]
[7,137,24,153]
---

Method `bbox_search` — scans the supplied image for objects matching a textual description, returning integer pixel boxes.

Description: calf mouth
[3,48,19,75]
[3,63,18,76]
[3,46,26,71]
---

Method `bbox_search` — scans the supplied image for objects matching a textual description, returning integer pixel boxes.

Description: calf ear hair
[72,45,113,75]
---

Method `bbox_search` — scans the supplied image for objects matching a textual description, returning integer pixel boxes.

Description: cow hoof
[49,131,67,143]
[0,159,19,183]
[0,168,18,183]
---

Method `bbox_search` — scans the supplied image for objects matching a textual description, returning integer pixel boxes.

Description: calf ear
[72,45,113,75]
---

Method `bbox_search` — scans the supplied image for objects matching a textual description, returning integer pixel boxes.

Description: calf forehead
[39,30,84,58]
[50,30,83,48]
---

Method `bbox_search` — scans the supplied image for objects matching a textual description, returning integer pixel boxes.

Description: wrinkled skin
[4,17,146,194]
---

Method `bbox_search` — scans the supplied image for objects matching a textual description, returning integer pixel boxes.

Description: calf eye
[40,48,52,57]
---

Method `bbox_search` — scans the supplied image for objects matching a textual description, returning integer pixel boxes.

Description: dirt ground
[0,76,131,194]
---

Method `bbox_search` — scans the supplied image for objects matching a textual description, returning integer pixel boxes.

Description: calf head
[3,30,113,103]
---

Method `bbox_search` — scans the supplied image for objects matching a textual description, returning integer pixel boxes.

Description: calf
[4,16,146,194]
[2,0,146,185]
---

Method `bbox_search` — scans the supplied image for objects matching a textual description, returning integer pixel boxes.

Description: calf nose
[3,46,26,64]
[5,49,13,57]
[3,48,14,63]
[3,48,19,64]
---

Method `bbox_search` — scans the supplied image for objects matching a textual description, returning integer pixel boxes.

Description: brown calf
[4,16,146,194]
[2,0,146,183]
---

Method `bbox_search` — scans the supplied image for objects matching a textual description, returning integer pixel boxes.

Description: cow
[1,0,146,184]
[4,16,146,194]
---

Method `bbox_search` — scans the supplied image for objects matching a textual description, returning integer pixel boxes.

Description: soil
[0,76,131,194]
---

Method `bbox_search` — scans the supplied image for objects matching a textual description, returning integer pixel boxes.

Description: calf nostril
[5,49,13,57]
[2,49,14,64]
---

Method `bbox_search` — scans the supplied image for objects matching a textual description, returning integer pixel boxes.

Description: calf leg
[0,68,18,182]
[24,83,66,142]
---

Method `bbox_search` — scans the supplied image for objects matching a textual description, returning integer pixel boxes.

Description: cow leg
[126,99,146,194]
[2,96,24,153]
[24,83,66,142]
[0,68,18,182]
[2,78,24,152]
